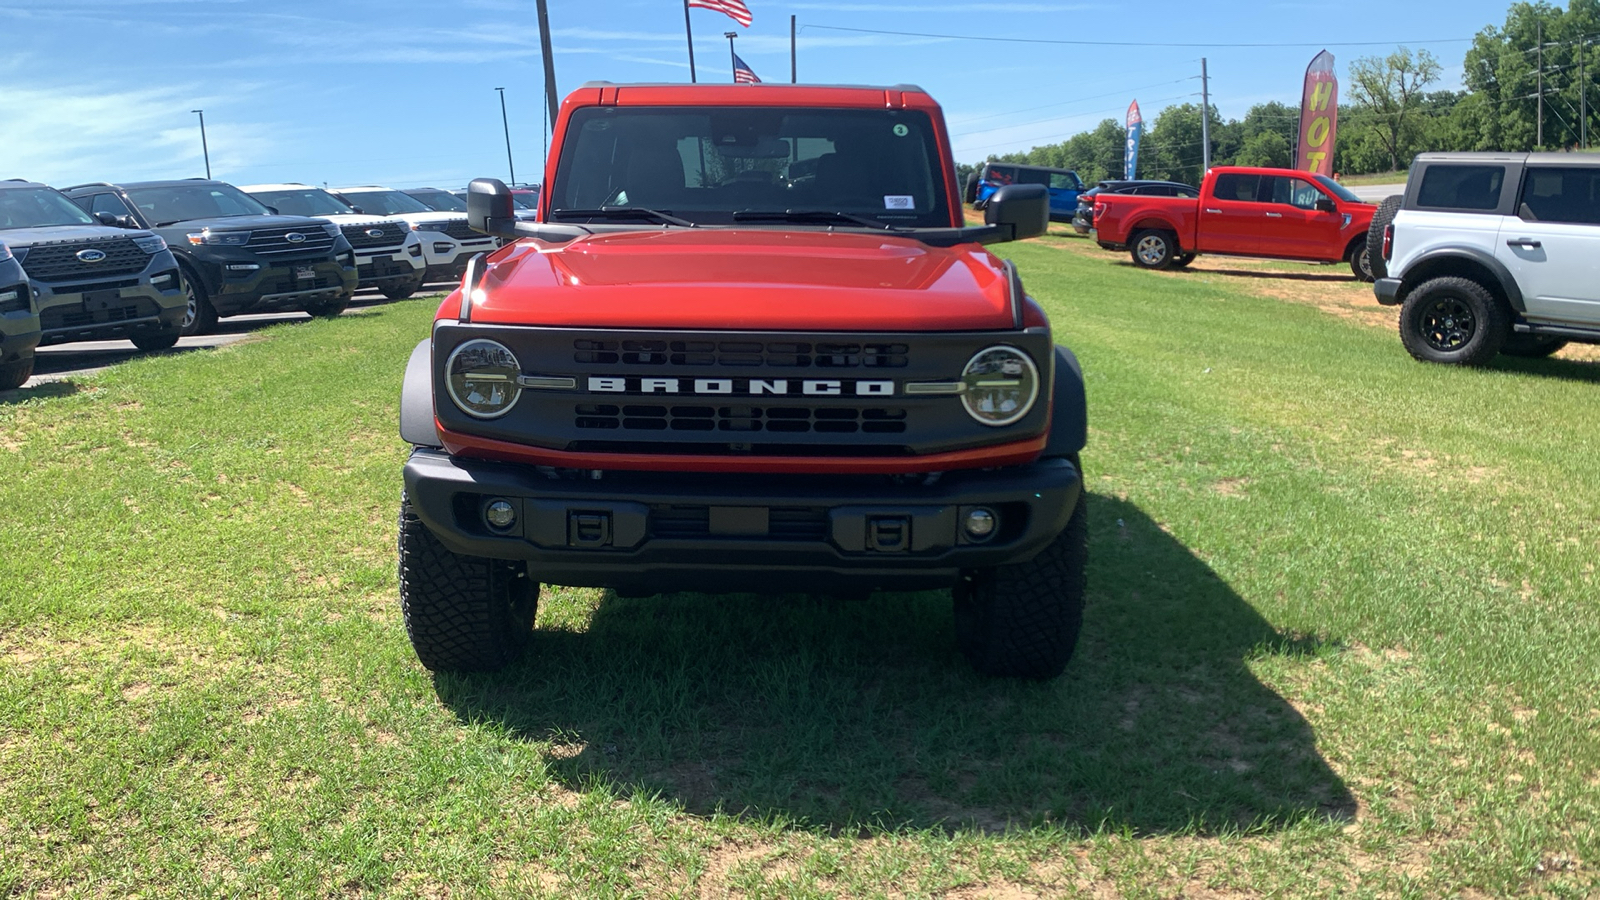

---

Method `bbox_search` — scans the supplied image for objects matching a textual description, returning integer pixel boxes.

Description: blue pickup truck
[966,163,1085,222]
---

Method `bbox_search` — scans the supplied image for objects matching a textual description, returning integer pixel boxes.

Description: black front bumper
[1,308,42,364]
[403,449,1082,594]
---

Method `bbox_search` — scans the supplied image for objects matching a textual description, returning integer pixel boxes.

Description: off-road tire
[1172,252,1197,269]
[0,358,32,391]
[381,276,424,302]
[303,294,351,319]
[398,497,538,672]
[964,172,981,206]
[1367,194,1402,280]
[1500,333,1568,358]
[130,328,181,352]
[178,267,217,336]
[1398,276,1510,366]
[1349,237,1375,282]
[1130,230,1177,270]
[953,486,1089,680]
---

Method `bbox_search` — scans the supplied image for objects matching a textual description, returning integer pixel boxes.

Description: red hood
[453,229,1016,331]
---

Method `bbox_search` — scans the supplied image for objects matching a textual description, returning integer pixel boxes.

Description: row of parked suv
[0,177,516,389]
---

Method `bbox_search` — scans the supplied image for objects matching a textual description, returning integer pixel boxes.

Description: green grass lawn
[1,244,1597,898]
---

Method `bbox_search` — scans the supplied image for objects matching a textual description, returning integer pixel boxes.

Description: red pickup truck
[1093,166,1378,280]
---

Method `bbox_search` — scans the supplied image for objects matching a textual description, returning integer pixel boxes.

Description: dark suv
[0,238,36,389]
[1,179,185,357]
[63,180,358,335]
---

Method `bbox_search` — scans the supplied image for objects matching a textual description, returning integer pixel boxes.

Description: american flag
[687,0,752,27]
[732,52,761,84]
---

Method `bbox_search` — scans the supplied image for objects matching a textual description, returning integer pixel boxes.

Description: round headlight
[445,339,522,419]
[960,346,1040,427]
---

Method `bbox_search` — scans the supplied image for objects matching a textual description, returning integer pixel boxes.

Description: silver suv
[1372,152,1600,365]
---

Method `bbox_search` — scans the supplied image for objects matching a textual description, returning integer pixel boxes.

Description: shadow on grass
[0,379,80,405]
[1107,260,1358,283]
[1488,353,1600,384]
[435,494,1353,836]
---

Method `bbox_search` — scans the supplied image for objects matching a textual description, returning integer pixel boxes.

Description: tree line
[978,0,1600,184]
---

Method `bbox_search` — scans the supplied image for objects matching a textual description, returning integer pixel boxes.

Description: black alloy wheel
[1419,295,1477,352]
[1398,276,1509,366]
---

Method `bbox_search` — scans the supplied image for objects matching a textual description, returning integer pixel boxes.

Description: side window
[1279,178,1324,210]
[1048,172,1081,191]
[984,165,1016,186]
[1212,173,1262,203]
[90,193,134,217]
[1519,167,1600,225]
[1416,164,1505,211]
[1015,168,1052,187]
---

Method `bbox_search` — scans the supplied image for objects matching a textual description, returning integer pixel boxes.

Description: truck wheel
[0,357,33,391]
[130,328,181,352]
[1172,252,1197,269]
[1348,237,1375,282]
[953,488,1088,680]
[963,172,981,206]
[381,276,424,301]
[1130,230,1177,270]
[1500,334,1568,358]
[1367,195,1402,280]
[178,268,217,337]
[398,497,537,673]
[1398,276,1510,367]
[303,294,351,319]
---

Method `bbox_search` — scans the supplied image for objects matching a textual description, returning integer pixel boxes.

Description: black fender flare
[399,339,442,448]
[1044,345,1087,459]
[1400,246,1525,312]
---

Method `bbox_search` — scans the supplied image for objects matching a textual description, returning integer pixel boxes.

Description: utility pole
[791,15,797,83]
[191,110,211,179]
[1582,37,1589,150]
[1537,21,1544,148]
[1200,58,1212,174]
[495,87,516,185]
[536,0,558,130]
[726,32,738,84]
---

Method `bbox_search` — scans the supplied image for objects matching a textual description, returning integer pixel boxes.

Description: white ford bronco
[1371,152,1600,365]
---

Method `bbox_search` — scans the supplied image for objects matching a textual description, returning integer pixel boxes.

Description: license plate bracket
[82,289,121,312]
[295,265,316,281]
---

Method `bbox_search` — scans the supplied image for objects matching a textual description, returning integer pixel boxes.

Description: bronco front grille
[340,223,407,252]
[21,238,149,282]
[574,404,909,434]
[574,339,909,369]
[247,226,337,257]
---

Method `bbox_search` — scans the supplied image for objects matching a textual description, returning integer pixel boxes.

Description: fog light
[485,499,516,531]
[964,508,997,540]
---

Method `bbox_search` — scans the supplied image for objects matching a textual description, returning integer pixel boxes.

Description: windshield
[125,184,271,226]
[1315,175,1365,204]
[340,189,433,216]
[247,188,354,217]
[549,106,953,228]
[511,192,538,210]
[406,189,468,212]
[0,187,99,229]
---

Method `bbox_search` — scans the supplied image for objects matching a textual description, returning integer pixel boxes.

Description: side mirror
[265,205,280,215]
[1315,197,1337,213]
[467,178,518,238]
[349,205,365,214]
[984,183,1049,242]
[94,211,131,228]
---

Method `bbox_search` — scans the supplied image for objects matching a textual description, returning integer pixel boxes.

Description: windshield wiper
[731,210,910,231]
[549,207,695,227]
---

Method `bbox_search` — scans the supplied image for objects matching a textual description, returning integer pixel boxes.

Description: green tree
[1463,0,1600,150]
[1347,46,1444,170]
[1235,131,1293,167]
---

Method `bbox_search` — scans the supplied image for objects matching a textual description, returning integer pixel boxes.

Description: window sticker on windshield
[884,195,915,210]
[892,124,910,137]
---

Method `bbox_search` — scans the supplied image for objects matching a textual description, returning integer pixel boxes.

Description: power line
[800,23,1474,49]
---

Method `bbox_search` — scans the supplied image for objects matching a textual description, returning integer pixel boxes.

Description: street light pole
[191,109,211,179]
[495,87,516,185]
[726,32,737,84]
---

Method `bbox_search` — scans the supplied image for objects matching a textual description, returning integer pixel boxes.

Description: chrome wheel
[1135,234,1169,267]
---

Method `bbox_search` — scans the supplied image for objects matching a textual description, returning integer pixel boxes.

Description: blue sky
[0,0,1527,190]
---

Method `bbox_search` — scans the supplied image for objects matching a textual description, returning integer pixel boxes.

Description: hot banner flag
[1125,100,1143,180]
[1297,50,1338,177]
[688,0,753,27]
[733,52,761,83]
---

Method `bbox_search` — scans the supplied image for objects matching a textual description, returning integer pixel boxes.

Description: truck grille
[441,219,481,241]
[650,505,830,540]
[340,223,407,252]
[247,226,337,257]
[574,404,909,434]
[574,339,909,369]
[42,297,157,331]
[20,238,150,282]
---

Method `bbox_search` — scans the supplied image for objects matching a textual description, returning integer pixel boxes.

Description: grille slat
[246,226,338,257]
[20,238,150,282]
[340,222,407,252]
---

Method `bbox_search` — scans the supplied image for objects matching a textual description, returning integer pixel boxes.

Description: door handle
[1264,212,1283,218]
[1204,208,1222,214]
[1507,238,1542,249]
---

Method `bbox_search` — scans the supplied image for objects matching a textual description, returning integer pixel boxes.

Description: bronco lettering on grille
[586,376,895,397]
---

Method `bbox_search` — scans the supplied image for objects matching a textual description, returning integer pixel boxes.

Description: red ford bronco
[397,83,1089,679]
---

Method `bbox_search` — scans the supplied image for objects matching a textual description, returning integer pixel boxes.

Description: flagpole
[790,15,797,83]
[726,32,737,84]
[683,0,697,83]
